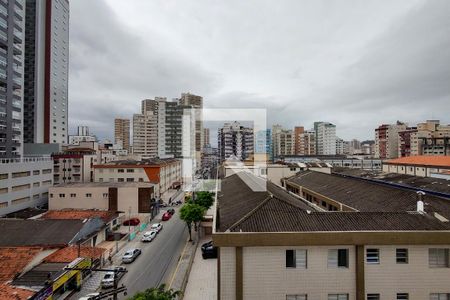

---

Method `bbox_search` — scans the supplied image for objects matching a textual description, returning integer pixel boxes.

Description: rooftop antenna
[416,191,425,214]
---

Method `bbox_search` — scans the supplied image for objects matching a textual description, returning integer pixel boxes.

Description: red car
[162,212,172,221]
[123,218,140,226]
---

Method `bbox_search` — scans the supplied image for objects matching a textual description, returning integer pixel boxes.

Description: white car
[141,230,157,242]
[150,223,163,233]
[101,272,115,289]
[122,248,141,263]
[78,293,100,300]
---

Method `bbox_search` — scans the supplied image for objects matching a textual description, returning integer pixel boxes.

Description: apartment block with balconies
[0,0,25,158]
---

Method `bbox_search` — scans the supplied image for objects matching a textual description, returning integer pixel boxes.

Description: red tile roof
[0,284,34,300]
[41,209,118,223]
[0,247,42,283]
[43,246,105,263]
[385,155,450,167]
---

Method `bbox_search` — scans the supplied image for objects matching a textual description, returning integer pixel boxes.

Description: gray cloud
[69,0,450,142]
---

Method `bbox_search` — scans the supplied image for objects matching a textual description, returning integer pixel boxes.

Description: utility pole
[128,206,131,241]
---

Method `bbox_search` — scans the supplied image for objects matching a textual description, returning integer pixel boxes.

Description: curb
[179,241,198,299]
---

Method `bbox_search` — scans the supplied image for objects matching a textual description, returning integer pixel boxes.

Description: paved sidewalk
[183,237,217,300]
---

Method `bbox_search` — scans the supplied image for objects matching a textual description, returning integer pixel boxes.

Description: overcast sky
[69,0,450,142]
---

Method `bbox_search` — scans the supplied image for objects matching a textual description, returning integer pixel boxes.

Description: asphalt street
[117,207,188,299]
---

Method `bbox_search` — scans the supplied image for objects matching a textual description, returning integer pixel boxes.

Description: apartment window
[286,295,307,300]
[118,178,124,182]
[396,249,408,264]
[86,193,92,198]
[430,294,450,300]
[70,193,76,197]
[12,184,30,192]
[367,294,380,300]
[328,294,348,300]
[12,171,30,178]
[103,193,108,198]
[99,178,104,182]
[127,178,135,182]
[429,249,449,268]
[286,249,307,269]
[127,169,134,173]
[12,197,30,205]
[366,249,380,264]
[43,169,52,174]
[0,188,7,194]
[33,182,40,187]
[138,178,144,182]
[33,170,40,175]
[328,249,349,268]
[59,193,65,198]
[397,293,409,300]
[118,169,125,173]
[50,194,54,198]
[0,173,8,180]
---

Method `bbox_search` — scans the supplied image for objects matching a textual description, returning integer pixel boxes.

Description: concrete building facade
[0,0,26,158]
[218,121,254,162]
[293,126,304,155]
[272,125,294,159]
[23,0,69,145]
[374,122,407,159]
[0,156,53,216]
[93,158,182,196]
[114,118,130,151]
[49,182,157,215]
[315,122,336,155]
[411,120,450,156]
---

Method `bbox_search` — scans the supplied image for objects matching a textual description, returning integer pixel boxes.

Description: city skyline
[68,0,450,141]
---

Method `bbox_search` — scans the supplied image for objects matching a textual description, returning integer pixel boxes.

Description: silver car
[122,248,141,263]
[150,223,163,233]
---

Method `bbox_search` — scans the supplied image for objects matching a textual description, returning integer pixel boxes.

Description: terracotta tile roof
[41,209,118,223]
[0,284,34,300]
[385,155,450,167]
[43,246,105,263]
[0,247,42,283]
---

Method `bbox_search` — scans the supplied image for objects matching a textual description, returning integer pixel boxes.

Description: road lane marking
[168,237,189,289]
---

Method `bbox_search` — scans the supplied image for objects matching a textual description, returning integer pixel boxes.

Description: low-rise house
[383,155,450,177]
[93,158,182,195]
[213,172,450,300]
[48,182,158,217]
[0,218,106,248]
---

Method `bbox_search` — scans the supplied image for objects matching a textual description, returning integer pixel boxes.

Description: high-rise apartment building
[410,120,450,156]
[314,122,336,155]
[298,130,316,155]
[0,0,26,157]
[218,121,254,161]
[293,126,304,155]
[336,137,349,155]
[114,118,130,151]
[23,0,69,145]
[374,121,407,159]
[179,93,203,167]
[272,125,294,159]
[133,110,158,158]
[203,128,210,147]
[255,129,272,157]
[398,126,418,157]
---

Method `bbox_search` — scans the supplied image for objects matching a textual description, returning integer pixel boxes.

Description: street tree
[127,284,181,300]
[179,203,205,241]
[193,191,214,209]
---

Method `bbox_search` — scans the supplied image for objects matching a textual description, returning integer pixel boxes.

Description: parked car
[162,212,172,221]
[141,230,157,242]
[79,293,100,300]
[123,218,140,226]
[101,266,126,288]
[167,208,175,215]
[201,241,218,259]
[150,223,163,233]
[122,248,141,263]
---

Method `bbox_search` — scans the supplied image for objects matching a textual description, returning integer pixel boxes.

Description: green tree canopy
[179,203,205,241]
[127,284,181,300]
[193,191,214,209]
